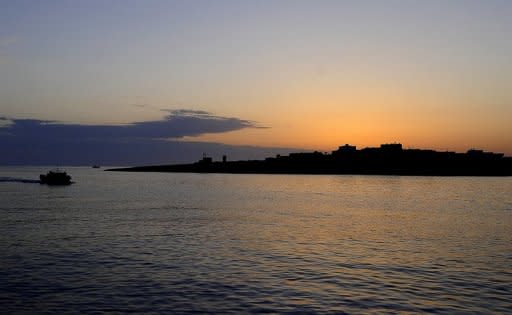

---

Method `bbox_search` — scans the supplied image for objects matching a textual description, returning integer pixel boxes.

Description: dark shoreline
[106,143,512,176]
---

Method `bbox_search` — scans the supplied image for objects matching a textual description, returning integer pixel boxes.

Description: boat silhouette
[40,169,72,185]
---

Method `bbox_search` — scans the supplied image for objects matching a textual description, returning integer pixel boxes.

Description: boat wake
[0,177,41,184]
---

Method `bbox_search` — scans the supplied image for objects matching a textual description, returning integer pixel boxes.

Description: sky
[1,0,511,164]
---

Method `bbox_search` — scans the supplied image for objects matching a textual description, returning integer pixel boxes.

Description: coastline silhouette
[106,143,512,176]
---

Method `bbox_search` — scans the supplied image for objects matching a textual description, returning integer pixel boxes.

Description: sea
[1,166,511,314]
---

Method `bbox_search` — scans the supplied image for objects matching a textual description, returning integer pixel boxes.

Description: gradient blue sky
[1,0,511,164]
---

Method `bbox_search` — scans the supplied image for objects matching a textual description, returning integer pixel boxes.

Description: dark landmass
[106,143,512,176]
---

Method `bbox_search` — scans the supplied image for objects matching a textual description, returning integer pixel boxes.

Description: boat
[40,169,72,185]
[92,165,100,168]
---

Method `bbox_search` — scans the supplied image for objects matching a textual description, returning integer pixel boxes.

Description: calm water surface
[1,167,511,314]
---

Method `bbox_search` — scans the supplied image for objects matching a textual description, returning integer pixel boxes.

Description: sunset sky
[1,0,511,164]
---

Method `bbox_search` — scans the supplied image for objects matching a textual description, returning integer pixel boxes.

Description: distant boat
[40,169,72,185]
[92,165,100,169]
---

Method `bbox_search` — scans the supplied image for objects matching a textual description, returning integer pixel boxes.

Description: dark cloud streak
[0,110,276,165]
[1,110,260,141]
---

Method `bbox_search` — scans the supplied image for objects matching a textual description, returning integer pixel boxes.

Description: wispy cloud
[165,109,212,116]
[0,116,12,124]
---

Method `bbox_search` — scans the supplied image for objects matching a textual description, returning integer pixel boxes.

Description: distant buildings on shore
[109,143,512,176]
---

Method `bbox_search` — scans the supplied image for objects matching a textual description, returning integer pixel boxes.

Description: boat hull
[40,173,72,185]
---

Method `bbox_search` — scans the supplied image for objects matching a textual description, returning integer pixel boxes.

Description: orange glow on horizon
[181,88,512,156]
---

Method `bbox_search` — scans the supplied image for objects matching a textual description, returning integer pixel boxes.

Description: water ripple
[1,170,512,313]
